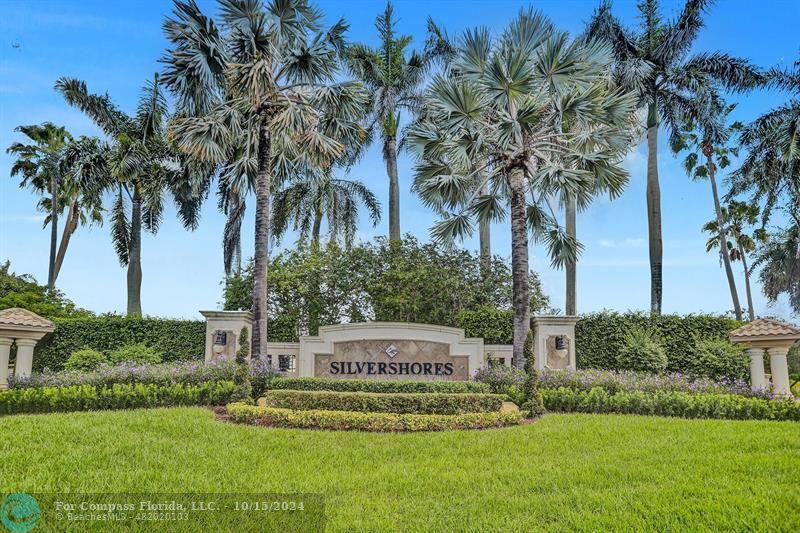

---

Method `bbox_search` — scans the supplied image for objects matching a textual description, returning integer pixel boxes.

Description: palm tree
[703,201,766,320]
[752,225,799,315]
[272,173,381,249]
[408,11,637,367]
[730,57,799,314]
[56,75,206,316]
[673,102,743,319]
[343,1,427,244]
[587,0,763,314]
[7,123,71,288]
[161,0,369,357]
[7,125,106,287]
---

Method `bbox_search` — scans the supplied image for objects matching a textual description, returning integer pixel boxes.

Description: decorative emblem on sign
[384,344,399,358]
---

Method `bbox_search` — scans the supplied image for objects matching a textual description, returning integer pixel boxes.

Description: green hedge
[268,377,490,394]
[33,316,206,371]
[457,307,513,344]
[576,312,741,372]
[0,381,235,415]
[227,403,523,431]
[260,390,505,415]
[542,387,800,422]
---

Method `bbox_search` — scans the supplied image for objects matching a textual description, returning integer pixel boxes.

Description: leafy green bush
[0,381,235,415]
[34,316,205,371]
[541,387,800,421]
[576,312,741,372]
[227,403,523,431]
[457,307,514,344]
[687,338,749,381]
[107,343,163,365]
[268,377,490,394]
[521,330,545,417]
[616,328,668,374]
[64,348,107,372]
[260,390,505,415]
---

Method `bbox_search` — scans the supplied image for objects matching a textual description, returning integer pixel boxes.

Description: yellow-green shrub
[227,403,523,431]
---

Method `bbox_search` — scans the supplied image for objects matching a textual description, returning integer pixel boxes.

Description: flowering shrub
[539,369,774,399]
[9,357,279,397]
[473,365,526,393]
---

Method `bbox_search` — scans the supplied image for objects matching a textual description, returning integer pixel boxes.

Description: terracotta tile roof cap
[729,318,800,339]
[0,308,55,330]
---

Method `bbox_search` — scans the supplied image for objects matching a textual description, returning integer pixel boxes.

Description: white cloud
[598,237,644,248]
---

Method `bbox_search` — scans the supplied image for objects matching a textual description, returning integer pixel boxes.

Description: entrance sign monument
[201,311,579,379]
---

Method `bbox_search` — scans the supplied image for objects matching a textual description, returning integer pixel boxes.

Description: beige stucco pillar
[746,347,767,390]
[768,347,791,397]
[0,337,13,388]
[14,338,37,379]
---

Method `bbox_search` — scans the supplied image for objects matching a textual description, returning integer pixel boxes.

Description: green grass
[1,408,798,531]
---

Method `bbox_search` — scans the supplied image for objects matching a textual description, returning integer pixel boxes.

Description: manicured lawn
[1,408,798,531]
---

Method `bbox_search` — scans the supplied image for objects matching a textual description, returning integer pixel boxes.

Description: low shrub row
[541,387,800,422]
[268,377,490,394]
[0,381,235,415]
[260,390,506,415]
[227,403,523,431]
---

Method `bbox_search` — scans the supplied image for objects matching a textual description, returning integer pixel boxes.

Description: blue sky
[1,0,798,320]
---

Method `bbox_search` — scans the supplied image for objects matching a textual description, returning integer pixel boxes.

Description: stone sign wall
[314,339,469,380]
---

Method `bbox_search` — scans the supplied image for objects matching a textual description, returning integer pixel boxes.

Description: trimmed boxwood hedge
[33,316,206,371]
[541,387,800,422]
[260,389,505,414]
[268,377,490,394]
[0,381,235,415]
[227,403,523,431]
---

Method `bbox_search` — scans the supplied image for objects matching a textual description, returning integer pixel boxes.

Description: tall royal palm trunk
[478,182,491,275]
[127,183,143,317]
[311,206,323,250]
[384,134,401,243]
[646,102,663,315]
[52,199,79,283]
[738,240,755,321]
[251,121,272,360]
[509,166,530,369]
[565,195,577,315]
[47,176,58,289]
[704,145,742,320]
